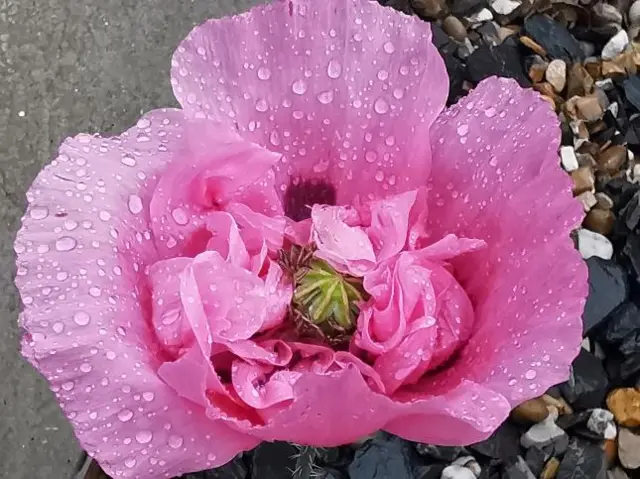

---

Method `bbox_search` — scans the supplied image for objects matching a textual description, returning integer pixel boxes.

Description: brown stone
[607,388,640,428]
[541,394,574,416]
[529,61,548,83]
[597,145,628,175]
[511,397,550,424]
[410,0,446,18]
[546,59,567,93]
[584,59,603,80]
[566,63,594,98]
[602,59,627,78]
[571,166,596,195]
[577,152,597,168]
[571,120,590,140]
[442,15,467,41]
[584,208,615,236]
[566,94,605,121]
[577,191,598,212]
[540,457,560,479]
[520,35,547,56]
[603,438,618,467]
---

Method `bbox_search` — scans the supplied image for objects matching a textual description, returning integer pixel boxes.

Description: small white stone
[451,456,481,477]
[560,146,579,171]
[490,0,521,15]
[577,228,614,260]
[577,191,598,212]
[618,428,640,469]
[630,0,640,26]
[601,30,629,60]
[595,78,615,90]
[521,413,566,449]
[442,464,477,479]
[608,102,619,117]
[546,59,567,93]
[604,422,618,440]
[466,8,493,24]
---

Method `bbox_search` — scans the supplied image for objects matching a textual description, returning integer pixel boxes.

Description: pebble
[592,2,623,24]
[489,0,521,15]
[573,95,605,121]
[546,59,567,93]
[577,191,598,212]
[577,229,614,260]
[511,397,551,424]
[521,408,568,450]
[595,192,614,210]
[597,145,628,175]
[441,465,476,479]
[442,15,467,41]
[604,439,617,467]
[561,146,579,172]
[608,467,631,479]
[618,428,640,469]
[607,388,640,427]
[465,8,493,24]
[571,166,595,194]
[630,0,640,26]
[542,394,574,416]
[586,408,617,439]
[540,457,560,479]
[584,208,615,236]
[601,30,629,60]
[410,0,446,18]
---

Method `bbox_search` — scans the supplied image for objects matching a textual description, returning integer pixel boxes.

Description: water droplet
[55,236,77,252]
[168,435,183,449]
[118,409,134,422]
[124,458,137,469]
[142,392,155,402]
[457,124,469,136]
[73,311,91,326]
[365,151,377,163]
[327,60,342,79]
[374,98,389,114]
[317,90,334,104]
[385,135,396,146]
[484,107,497,118]
[99,210,111,221]
[80,363,92,373]
[257,67,271,80]
[128,194,143,215]
[89,286,101,297]
[255,99,268,112]
[30,207,48,220]
[375,171,384,182]
[52,322,64,333]
[121,155,136,167]
[171,207,189,225]
[292,79,307,95]
[383,41,395,54]
[377,69,389,81]
[136,430,153,444]
[61,381,74,391]
[269,131,281,146]
[524,369,537,380]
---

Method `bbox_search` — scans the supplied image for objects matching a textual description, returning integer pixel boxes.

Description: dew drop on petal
[52,322,64,334]
[121,155,136,167]
[80,363,92,373]
[365,151,377,163]
[168,435,183,449]
[55,236,77,252]
[292,79,307,95]
[374,98,389,114]
[317,90,334,104]
[383,41,395,54]
[73,311,91,326]
[255,99,268,112]
[135,430,153,444]
[142,392,155,402]
[124,458,137,469]
[89,286,102,297]
[30,207,48,220]
[327,60,342,79]
[257,67,271,80]
[524,369,537,380]
[99,210,111,221]
[171,207,189,225]
[118,409,134,422]
[128,194,143,215]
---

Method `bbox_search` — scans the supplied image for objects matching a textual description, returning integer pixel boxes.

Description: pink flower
[14,0,588,477]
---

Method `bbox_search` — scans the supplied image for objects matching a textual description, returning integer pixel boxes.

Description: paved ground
[0,1,262,477]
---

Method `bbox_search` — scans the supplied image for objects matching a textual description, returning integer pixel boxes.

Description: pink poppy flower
[14,0,588,477]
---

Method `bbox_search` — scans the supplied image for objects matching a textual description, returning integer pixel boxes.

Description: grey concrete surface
[0,1,262,477]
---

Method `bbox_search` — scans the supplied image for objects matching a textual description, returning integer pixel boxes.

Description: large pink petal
[15,109,258,478]
[426,77,588,406]
[171,0,448,203]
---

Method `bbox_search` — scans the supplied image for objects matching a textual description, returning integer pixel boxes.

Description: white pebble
[490,0,521,15]
[577,228,614,260]
[442,465,477,479]
[466,8,493,24]
[630,0,640,26]
[521,412,566,449]
[560,146,579,171]
[451,456,481,477]
[601,30,629,59]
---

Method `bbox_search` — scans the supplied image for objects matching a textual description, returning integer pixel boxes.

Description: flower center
[278,244,368,348]
[283,178,337,221]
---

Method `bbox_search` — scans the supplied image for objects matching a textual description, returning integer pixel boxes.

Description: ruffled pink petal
[171,0,448,203]
[148,124,283,259]
[204,212,250,268]
[426,77,588,406]
[231,361,300,409]
[15,109,258,478]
